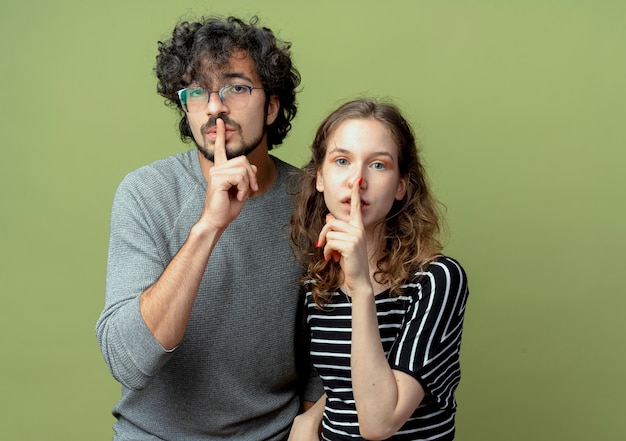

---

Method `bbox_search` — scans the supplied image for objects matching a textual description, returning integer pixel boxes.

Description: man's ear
[266,95,280,125]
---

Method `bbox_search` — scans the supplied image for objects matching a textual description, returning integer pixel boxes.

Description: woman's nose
[349,174,365,189]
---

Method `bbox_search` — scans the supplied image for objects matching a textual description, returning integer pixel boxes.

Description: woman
[289,98,469,440]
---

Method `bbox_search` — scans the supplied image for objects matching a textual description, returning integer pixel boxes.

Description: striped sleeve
[387,256,469,409]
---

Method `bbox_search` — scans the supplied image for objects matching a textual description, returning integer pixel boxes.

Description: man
[96,16,322,440]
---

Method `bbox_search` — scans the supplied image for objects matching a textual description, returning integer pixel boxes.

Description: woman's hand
[316,178,371,296]
[287,394,326,441]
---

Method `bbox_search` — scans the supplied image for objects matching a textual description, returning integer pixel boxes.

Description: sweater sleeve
[95,172,177,391]
[387,256,469,409]
[297,289,325,403]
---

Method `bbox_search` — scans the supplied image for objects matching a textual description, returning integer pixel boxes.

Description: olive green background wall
[1,1,624,439]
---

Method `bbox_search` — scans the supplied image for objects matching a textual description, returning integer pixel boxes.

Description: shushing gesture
[316,177,372,297]
[202,118,259,231]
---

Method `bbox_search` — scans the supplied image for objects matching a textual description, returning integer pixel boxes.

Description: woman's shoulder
[408,255,468,295]
[429,255,466,277]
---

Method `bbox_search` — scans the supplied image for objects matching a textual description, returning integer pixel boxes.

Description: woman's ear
[316,168,324,193]
[395,175,408,200]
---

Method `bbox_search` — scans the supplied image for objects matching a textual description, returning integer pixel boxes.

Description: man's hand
[201,118,258,230]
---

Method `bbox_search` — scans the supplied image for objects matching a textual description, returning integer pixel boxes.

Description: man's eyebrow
[222,72,255,83]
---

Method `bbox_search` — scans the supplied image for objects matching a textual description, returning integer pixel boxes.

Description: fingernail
[324,254,329,262]
[315,240,320,248]
[357,177,363,187]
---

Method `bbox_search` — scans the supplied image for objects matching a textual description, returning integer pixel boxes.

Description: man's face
[185,51,279,162]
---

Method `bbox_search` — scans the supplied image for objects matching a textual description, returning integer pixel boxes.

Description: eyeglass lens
[181,85,253,112]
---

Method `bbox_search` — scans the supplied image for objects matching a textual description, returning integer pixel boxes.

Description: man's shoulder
[272,155,301,191]
[130,150,196,177]
[115,150,202,203]
[273,155,300,175]
[120,150,198,186]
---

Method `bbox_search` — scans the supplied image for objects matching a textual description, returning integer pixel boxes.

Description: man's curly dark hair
[155,16,300,148]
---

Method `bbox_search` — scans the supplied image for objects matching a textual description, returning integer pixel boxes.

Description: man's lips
[206,127,235,140]
[201,115,240,138]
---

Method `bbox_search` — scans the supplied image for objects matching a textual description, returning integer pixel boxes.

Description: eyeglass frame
[176,84,264,113]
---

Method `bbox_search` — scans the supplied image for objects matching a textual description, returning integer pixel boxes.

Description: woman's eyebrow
[328,146,395,161]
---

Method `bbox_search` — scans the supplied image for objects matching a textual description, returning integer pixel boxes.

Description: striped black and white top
[306,256,469,441]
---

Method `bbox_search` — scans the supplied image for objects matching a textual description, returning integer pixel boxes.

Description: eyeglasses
[176,84,263,113]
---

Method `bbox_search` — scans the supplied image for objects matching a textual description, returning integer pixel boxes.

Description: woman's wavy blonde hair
[290,98,444,308]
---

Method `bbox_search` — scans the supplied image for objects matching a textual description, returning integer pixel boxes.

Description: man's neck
[198,147,277,198]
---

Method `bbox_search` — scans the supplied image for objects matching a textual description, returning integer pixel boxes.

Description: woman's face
[316,118,407,230]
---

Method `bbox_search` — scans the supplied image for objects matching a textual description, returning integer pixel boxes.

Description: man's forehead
[193,50,259,84]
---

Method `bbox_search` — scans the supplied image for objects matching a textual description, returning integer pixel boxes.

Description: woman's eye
[335,158,349,166]
[371,162,387,170]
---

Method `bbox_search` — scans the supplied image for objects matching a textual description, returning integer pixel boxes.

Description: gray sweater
[96,150,321,440]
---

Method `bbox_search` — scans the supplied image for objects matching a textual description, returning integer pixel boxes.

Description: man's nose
[206,90,228,115]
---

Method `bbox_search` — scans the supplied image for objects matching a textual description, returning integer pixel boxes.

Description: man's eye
[188,88,206,99]
[230,85,249,93]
